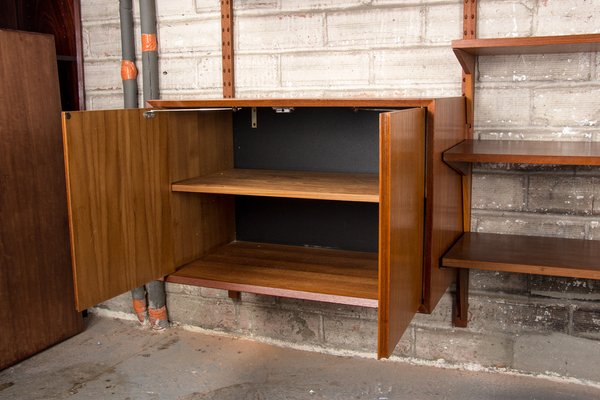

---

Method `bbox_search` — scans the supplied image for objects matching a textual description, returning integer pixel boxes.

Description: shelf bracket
[453,268,470,328]
[251,107,257,128]
[444,160,471,176]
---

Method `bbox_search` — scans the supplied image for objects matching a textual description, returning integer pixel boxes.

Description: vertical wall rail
[221,0,235,98]
[454,0,477,328]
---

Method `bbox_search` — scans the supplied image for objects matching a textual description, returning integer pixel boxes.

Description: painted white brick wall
[81,0,467,108]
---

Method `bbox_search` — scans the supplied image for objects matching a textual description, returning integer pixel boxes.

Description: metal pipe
[138,0,168,330]
[119,0,138,108]
[131,286,146,324]
[139,0,159,102]
[147,280,169,330]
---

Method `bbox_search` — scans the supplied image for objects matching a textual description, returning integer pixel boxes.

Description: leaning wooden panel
[62,109,174,310]
[167,111,235,266]
[0,29,82,370]
[422,97,466,313]
[378,108,425,358]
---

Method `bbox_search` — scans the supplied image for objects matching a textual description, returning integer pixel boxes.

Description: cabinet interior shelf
[172,168,380,203]
[166,241,379,307]
[443,139,600,174]
[452,33,600,74]
[442,232,600,280]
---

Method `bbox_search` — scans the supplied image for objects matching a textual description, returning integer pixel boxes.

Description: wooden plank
[443,233,600,280]
[453,34,600,56]
[167,241,379,307]
[172,169,379,203]
[422,97,466,313]
[167,110,236,267]
[63,109,174,310]
[378,108,425,358]
[148,98,436,109]
[0,30,82,370]
[444,140,600,171]
[453,34,600,75]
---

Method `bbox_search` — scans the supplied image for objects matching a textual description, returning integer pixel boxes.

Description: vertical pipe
[139,0,167,330]
[131,286,147,324]
[119,0,138,108]
[139,0,159,103]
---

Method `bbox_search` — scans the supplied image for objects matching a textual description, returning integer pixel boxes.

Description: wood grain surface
[444,139,600,170]
[422,97,466,313]
[452,34,600,74]
[167,110,235,267]
[63,109,174,310]
[147,98,433,109]
[172,168,379,203]
[167,241,378,307]
[377,108,425,358]
[0,30,82,370]
[443,232,600,280]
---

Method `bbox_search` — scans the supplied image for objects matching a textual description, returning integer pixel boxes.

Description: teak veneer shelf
[172,168,379,203]
[452,33,600,74]
[444,139,600,174]
[167,241,379,307]
[443,233,600,280]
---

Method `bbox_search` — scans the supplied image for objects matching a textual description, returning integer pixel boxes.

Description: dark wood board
[0,30,82,370]
[443,232,600,280]
[378,108,425,358]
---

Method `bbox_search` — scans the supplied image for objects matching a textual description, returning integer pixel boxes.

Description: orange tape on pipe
[141,33,158,52]
[121,60,138,80]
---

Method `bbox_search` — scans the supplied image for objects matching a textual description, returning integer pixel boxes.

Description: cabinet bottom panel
[167,241,379,307]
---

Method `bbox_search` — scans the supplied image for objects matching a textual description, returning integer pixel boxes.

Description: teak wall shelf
[452,33,600,74]
[443,233,600,281]
[447,29,600,327]
[61,98,466,358]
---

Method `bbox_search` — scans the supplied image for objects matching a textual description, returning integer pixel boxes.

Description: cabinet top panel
[146,98,447,109]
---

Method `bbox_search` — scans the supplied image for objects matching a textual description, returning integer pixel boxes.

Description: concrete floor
[1,315,598,400]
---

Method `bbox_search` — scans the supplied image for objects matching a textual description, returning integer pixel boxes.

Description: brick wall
[82,0,600,382]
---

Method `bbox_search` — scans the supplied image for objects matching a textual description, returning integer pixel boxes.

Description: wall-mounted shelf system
[62,98,465,358]
[447,29,600,327]
[444,139,600,283]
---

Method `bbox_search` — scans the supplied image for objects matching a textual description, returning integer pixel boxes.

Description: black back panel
[233,107,385,252]
[234,107,379,173]
[235,197,379,252]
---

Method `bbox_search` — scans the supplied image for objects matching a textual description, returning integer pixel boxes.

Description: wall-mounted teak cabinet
[61,98,465,358]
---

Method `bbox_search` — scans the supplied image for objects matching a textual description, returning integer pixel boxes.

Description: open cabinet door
[378,108,425,358]
[62,109,174,311]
